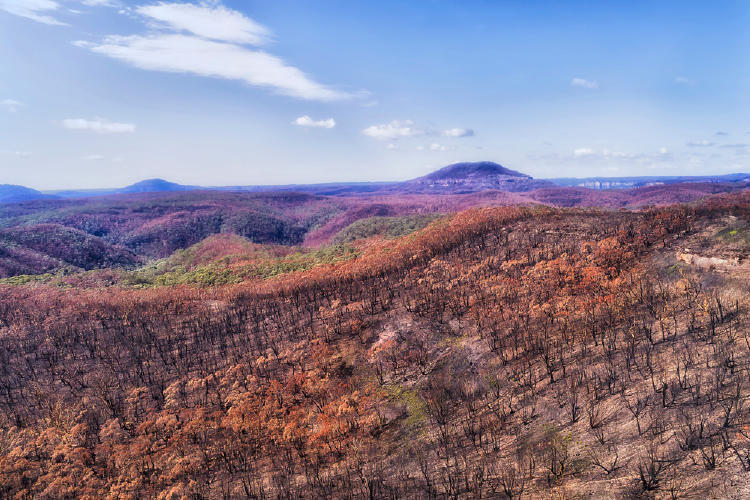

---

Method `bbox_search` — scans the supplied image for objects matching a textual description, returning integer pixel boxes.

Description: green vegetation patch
[0,273,56,286]
[0,239,359,288]
[663,260,688,277]
[384,383,427,428]
[123,243,359,287]
[333,214,444,244]
[714,222,750,246]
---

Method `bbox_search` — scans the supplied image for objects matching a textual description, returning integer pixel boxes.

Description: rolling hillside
[0,163,748,279]
[0,224,140,277]
[1,193,750,497]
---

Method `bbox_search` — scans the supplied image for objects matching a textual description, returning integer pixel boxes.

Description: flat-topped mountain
[120,178,196,194]
[403,161,554,193]
[421,161,529,180]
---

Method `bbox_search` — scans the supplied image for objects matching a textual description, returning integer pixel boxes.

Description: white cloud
[79,34,350,101]
[74,2,354,102]
[135,2,270,45]
[442,127,474,138]
[686,140,714,147]
[82,154,105,160]
[362,120,423,140]
[80,0,116,6]
[533,147,679,168]
[0,0,66,25]
[571,78,598,89]
[429,143,448,151]
[1,99,23,112]
[62,118,135,133]
[674,76,691,84]
[293,115,335,128]
[386,143,397,150]
[573,147,595,157]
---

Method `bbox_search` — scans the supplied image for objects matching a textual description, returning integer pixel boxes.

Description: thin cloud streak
[135,3,271,45]
[62,118,135,133]
[78,34,353,101]
[0,0,67,25]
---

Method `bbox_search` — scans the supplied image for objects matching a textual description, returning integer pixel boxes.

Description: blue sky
[1,0,749,189]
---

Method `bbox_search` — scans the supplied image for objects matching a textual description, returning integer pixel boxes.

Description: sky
[1,0,750,190]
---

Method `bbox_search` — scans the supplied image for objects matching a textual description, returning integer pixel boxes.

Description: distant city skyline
[1,0,749,190]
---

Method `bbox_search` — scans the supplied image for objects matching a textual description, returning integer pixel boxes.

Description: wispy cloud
[135,2,270,45]
[442,128,474,138]
[571,78,598,89]
[573,147,595,157]
[532,147,675,169]
[363,120,423,140]
[429,142,448,151]
[292,115,335,128]
[1,99,23,112]
[82,154,105,160]
[80,0,116,6]
[75,2,354,101]
[0,0,67,25]
[571,148,650,160]
[686,140,714,147]
[78,34,351,101]
[62,118,135,133]
[674,76,692,84]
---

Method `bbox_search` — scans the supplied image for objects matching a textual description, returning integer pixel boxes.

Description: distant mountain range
[1,162,749,278]
[551,172,750,189]
[2,162,749,204]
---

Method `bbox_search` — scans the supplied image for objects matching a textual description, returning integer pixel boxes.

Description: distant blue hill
[49,179,199,199]
[0,184,58,203]
[119,178,198,194]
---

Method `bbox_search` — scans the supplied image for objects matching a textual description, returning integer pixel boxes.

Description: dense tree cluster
[0,224,141,278]
[0,190,532,278]
[0,198,749,497]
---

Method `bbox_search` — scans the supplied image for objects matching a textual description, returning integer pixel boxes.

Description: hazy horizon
[2,0,750,189]
[12,166,750,194]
